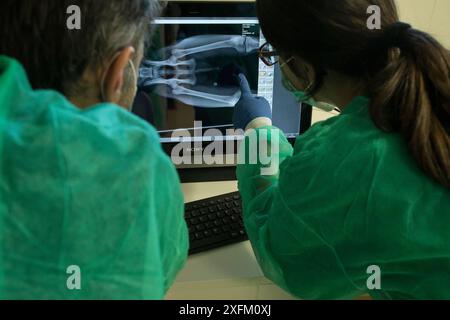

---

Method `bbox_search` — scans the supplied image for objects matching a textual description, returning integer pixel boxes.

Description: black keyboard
[185,192,248,255]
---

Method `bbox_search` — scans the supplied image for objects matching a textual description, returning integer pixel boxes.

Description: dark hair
[0,0,161,95]
[257,0,450,188]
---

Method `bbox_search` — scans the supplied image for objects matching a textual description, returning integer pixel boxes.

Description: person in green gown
[233,0,450,300]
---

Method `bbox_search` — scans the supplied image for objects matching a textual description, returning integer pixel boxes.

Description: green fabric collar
[0,55,32,95]
[341,96,370,115]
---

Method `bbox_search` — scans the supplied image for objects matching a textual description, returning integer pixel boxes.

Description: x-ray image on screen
[139,34,260,108]
[133,21,261,138]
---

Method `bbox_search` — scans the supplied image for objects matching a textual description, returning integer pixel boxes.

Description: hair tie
[378,22,412,49]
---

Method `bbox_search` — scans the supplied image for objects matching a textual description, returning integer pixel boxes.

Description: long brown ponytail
[257,0,450,188]
[368,24,450,188]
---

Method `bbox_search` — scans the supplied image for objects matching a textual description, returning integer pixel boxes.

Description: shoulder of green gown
[284,95,449,195]
[0,55,166,170]
[293,96,390,155]
[1,55,160,137]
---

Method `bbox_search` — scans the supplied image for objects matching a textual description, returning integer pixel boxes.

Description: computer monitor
[132,1,311,182]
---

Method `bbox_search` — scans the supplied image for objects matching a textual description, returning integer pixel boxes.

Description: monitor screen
[132,2,303,146]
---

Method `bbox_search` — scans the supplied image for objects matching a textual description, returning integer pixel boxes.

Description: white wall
[396,0,450,48]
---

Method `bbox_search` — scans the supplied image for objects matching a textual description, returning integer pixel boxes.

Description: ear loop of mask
[100,52,137,104]
[280,57,310,93]
[126,59,138,111]
[280,57,341,113]
[128,59,137,86]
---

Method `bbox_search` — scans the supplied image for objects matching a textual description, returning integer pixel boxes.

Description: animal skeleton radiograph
[138,35,260,108]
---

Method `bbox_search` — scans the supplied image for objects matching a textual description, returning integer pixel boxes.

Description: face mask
[281,67,337,112]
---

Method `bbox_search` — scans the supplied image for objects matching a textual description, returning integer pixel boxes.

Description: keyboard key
[208,213,217,220]
[185,212,192,219]
[214,220,223,227]
[233,208,241,214]
[206,222,215,229]
[225,210,233,216]
[192,210,201,217]
[226,203,233,209]
[217,204,225,210]
[213,228,221,235]
[200,208,208,215]
[204,230,212,238]
[217,212,225,218]
[196,225,205,231]
[233,201,240,207]
[239,230,246,236]
[233,195,241,200]
[223,225,231,232]
[190,233,230,252]
[209,207,217,213]
[190,218,199,225]
[231,215,239,222]
[231,232,239,238]
[200,216,208,223]
[195,232,204,240]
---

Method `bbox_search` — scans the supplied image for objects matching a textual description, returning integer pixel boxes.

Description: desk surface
[177,181,262,283]
[166,109,336,300]
[167,181,295,300]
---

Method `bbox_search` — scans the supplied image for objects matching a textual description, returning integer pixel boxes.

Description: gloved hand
[233,74,272,130]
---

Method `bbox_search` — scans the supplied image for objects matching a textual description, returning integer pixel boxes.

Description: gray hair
[0,0,163,94]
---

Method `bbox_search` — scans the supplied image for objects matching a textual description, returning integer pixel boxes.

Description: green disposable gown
[237,96,450,300]
[0,56,188,300]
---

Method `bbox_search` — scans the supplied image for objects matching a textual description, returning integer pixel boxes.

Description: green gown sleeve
[237,126,363,300]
